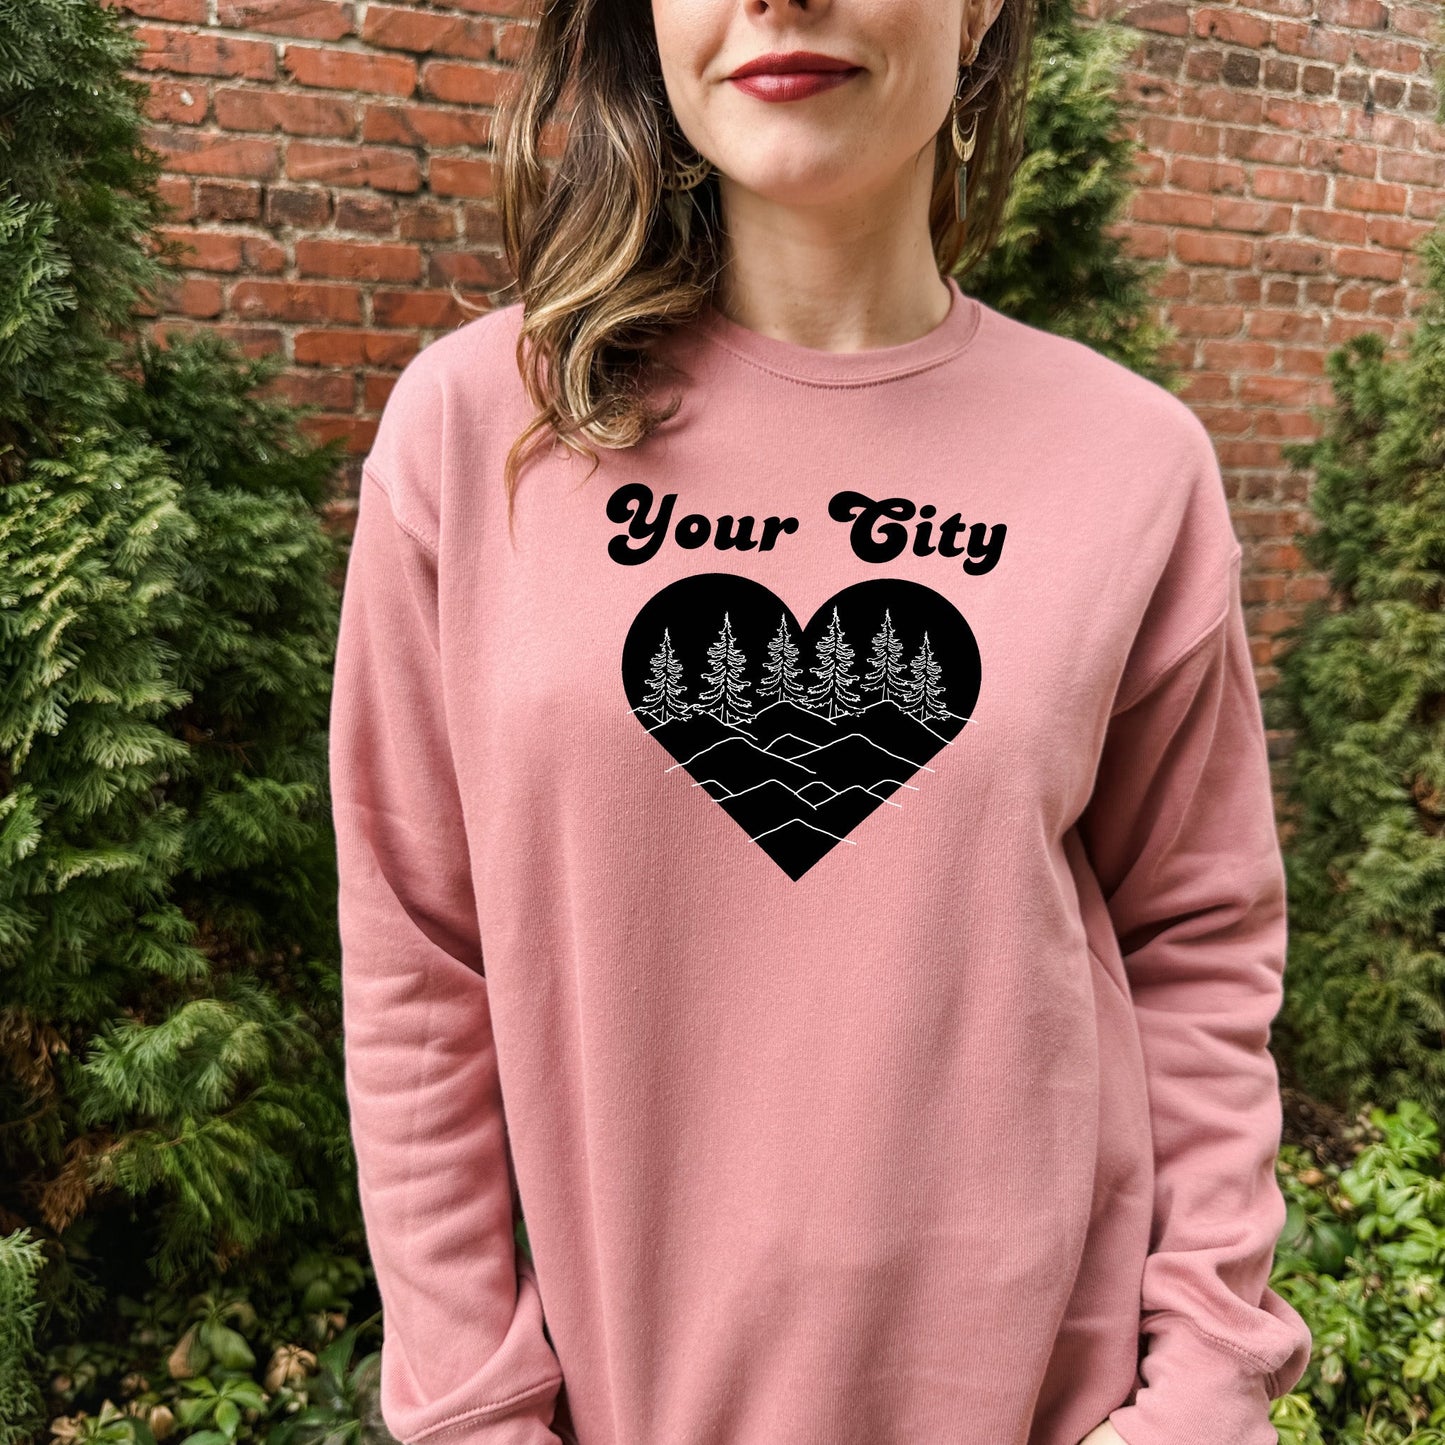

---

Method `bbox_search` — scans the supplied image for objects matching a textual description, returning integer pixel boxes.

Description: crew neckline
[695,273,982,388]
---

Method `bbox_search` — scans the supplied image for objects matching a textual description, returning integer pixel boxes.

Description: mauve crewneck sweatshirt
[328,274,1314,1445]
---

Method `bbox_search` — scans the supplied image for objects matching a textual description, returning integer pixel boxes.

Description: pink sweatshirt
[329,274,1314,1445]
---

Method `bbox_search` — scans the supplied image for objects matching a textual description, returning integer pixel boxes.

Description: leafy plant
[1271,1102,1445,1443]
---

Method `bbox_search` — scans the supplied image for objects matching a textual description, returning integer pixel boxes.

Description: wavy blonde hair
[490,0,1035,527]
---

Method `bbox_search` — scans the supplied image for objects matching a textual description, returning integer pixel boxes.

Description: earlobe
[958,0,1005,60]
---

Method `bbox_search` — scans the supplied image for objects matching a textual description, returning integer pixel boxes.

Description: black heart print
[621,573,982,880]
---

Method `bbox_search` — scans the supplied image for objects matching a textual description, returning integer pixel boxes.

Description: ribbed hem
[1107,1323,1280,1445]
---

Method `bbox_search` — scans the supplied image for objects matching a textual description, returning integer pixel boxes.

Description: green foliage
[43,1254,388,1445]
[1267,228,1445,1118]
[0,0,184,460]
[0,1228,48,1443]
[1270,1102,1445,1444]
[964,0,1175,383]
[0,0,361,1421]
[1,339,356,1280]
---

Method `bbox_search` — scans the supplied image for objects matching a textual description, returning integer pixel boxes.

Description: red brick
[1167,304,1245,336]
[1129,189,1214,226]
[1223,127,1299,164]
[132,25,276,80]
[145,77,209,124]
[1175,230,1255,266]
[1381,151,1444,184]
[1334,282,1374,312]
[429,250,509,288]
[1246,309,1324,343]
[371,289,474,327]
[1212,198,1291,232]
[1122,73,1181,112]
[281,45,416,96]
[273,371,356,409]
[1408,188,1445,220]
[428,155,496,198]
[296,238,423,281]
[1251,167,1327,204]
[1277,346,1328,377]
[1226,273,1263,304]
[1120,222,1170,259]
[1187,88,1263,126]
[1333,177,1408,213]
[1285,575,1332,603]
[148,129,281,179]
[468,200,508,242]
[1256,409,1323,440]
[286,141,421,190]
[1298,206,1368,243]
[420,59,512,106]
[1351,36,1427,75]
[1261,97,1344,132]
[1240,374,1313,405]
[400,202,462,242]
[1193,8,1272,46]
[335,194,398,232]
[155,176,195,220]
[119,0,206,16]
[1272,21,1352,63]
[163,273,225,316]
[1333,246,1405,281]
[1396,2,1441,36]
[1358,112,1412,149]
[212,324,287,357]
[1365,215,1432,249]
[217,0,353,39]
[1168,157,1246,193]
[363,7,496,59]
[215,87,356,136]
[245,236,288,271]
[232,280,364,322]
[363,103,492,149]
[295,329,419,366]
[1260,240,1328,274]
[1125,1,1189,34]
[365,373,401,409]
[1139,116,1225,156]
[267,186,332,226]
[1191,404,1252,436]
[1261,58,1299,90]
[159,227,245,270]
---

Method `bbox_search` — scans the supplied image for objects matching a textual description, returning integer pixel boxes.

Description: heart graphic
[621,573,981,879]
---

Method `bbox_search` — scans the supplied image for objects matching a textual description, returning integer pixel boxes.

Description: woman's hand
[1076,1422,1128,1445]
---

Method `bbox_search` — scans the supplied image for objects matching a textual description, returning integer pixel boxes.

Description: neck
[710,147,950,353]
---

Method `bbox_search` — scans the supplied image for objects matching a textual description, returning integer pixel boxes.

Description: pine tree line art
[621,575,981,878]
[640,606,951,729]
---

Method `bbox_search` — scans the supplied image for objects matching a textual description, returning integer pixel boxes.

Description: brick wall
[119,0,1443,714]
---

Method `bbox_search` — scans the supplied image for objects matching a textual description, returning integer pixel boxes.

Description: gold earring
[660,139,713,193]
[952,45,982,225]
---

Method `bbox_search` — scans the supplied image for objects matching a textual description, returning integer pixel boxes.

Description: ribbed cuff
[1107,1322,1280,1445]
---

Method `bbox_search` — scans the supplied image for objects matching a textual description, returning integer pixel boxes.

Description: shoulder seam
[1109,546,1242,718]
[361,462,439,558]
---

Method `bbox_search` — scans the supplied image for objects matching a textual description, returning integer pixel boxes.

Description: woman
[328,0,1315,1440]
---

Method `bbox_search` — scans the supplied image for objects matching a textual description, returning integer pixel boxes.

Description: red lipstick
[726,50,863,103]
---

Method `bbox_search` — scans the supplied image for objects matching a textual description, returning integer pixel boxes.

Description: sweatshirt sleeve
[1077,467,1313,1444]
[330,459,565,1445]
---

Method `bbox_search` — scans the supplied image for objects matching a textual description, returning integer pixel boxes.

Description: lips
[729,50,860,78]
[727,49,863,103]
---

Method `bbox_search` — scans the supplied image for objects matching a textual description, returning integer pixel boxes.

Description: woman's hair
[489,0,1035,523]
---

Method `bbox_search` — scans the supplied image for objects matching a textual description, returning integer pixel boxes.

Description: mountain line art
[620,573,982,879]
